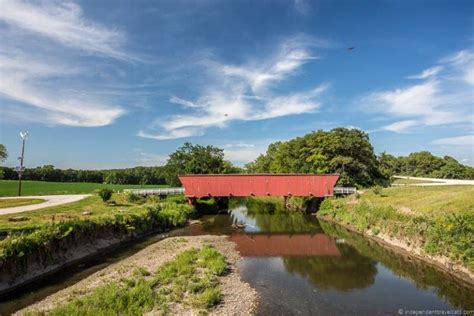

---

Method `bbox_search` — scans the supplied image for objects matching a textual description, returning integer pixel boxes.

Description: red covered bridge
[178,174,339,201]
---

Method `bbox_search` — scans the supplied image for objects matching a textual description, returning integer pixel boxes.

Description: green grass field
[0,198,45,209]
[362,185,474,216]
[0,180,168,197]
[0,194,145,232]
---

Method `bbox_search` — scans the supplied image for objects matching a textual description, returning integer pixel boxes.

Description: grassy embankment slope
[0,198,45,209]
[318,185,474,274]
[0,194,196,282]
[0,180,168,197]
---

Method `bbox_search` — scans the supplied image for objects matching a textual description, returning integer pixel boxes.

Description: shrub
[125,192,146,204]
[98,188,113,202]
[372,185,383,196]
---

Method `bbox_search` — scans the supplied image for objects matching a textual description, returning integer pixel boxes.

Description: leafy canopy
[246,128,387,187]
[164,142,238,187]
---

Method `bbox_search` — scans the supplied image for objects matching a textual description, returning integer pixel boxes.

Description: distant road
[0,195,91,215]
[393,176,474,186]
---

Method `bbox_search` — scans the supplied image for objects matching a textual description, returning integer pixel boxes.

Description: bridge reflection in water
[228,233,341,257]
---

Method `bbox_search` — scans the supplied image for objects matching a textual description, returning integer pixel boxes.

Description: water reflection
[229,233,341,257]
[282,243,377,290]
[186,199,474,313]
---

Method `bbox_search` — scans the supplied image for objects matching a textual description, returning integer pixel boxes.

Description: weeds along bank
[317,186,474,284]
[0,194,202,295]
[17,236,257,315]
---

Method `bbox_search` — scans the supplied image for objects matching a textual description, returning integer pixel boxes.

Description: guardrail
[123,188,185,196]
[124,186,357,196]
[333,187,357,195]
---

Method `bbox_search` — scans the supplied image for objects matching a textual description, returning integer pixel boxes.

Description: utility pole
[16,131,28,196]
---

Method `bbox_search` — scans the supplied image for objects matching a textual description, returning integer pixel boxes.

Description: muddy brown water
[1,201,473,315]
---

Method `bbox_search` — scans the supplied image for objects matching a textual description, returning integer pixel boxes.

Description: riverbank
[0,194,197,295]
[16,235,258,315]
[317,185,474,285]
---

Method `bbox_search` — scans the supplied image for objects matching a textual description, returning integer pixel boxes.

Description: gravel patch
[16,235,258,315]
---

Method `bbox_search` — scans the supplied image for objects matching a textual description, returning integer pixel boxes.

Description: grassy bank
[0,180,168,197]
[317,186,474,273]
[0,198,45,209]
[28,246,227,315]
[0,194,198,289]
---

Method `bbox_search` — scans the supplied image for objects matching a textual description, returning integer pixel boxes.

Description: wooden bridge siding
[179,174,339,198]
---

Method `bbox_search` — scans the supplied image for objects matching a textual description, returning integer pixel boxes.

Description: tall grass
[30,246,227,315]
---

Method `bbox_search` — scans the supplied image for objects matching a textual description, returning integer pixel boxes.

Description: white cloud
[293,0,310,15]
[432,135,474,146]
[137,128,204,140]
[407,66,443,79]
[223,143,267,164]
[383,120,419,133]
[223,143,255,148]
[0,0,130,127]
[0,0,129,60]
[136,152,168,166]
[139,37,329,140]
[361,49,474,133]
[169,96,201,108]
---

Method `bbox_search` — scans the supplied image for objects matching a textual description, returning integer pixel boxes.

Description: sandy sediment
[16,235,258,316]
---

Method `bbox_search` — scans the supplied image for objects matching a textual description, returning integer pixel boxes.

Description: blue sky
[0,0,473,169]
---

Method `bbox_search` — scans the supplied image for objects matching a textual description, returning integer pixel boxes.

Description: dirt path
[16,235,258,315]
[0,195,90,215]
[393,176,474,186]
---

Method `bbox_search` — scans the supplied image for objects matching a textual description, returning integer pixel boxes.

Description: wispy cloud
[0,0,130,127]
[382,120,419,133]
[432,135,474,146]
[139,36,329,140]
[0,0,130,60]
[361,49,474,133]
[135,152,168,166]
[222,143,267,165]
[293,0,310,15]
[406,66,443,79]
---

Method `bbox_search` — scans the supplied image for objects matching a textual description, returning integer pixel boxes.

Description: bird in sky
[347,47,355,51]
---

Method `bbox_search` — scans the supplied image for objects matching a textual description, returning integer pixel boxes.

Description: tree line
[245,128,473,186]
[378,151,474,180]
[0,165,167,185]
[1,129,472,187]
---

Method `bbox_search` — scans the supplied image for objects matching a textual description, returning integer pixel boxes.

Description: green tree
[0,144,7,163]
[246,128,387,187]
[98,188,113,202]
[164,142,229,186]
[0,144,7,180]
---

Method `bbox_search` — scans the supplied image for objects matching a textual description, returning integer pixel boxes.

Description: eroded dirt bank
[319,216,474,287]
[16,235,258,315]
